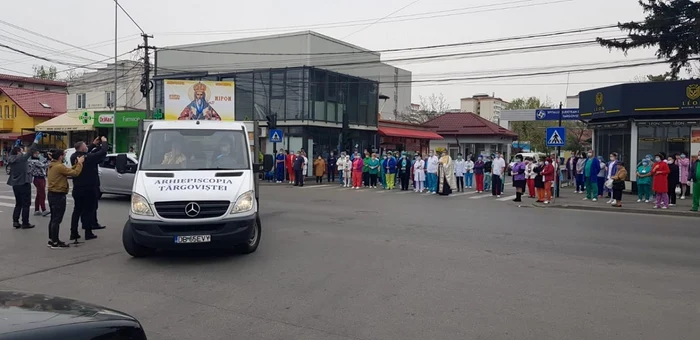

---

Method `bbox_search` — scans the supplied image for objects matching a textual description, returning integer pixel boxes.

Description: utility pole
[140,33,154,118]
[113,0,118,151]
[556,101,563,199]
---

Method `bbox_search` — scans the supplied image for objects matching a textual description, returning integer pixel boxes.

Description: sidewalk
[534,190,700,217]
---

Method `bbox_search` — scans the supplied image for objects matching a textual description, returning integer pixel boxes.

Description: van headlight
[131,193,153,216]
[230,190,254,214]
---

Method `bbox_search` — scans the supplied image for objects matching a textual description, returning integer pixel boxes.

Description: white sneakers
[592,198,597,202]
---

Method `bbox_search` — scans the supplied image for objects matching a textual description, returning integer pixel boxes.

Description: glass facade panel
[155,66,377,126]
[270,71,285,121]
[595,127,631,179]
[285,69,303,120]
[235,73,253,121]
[254,71,269,121]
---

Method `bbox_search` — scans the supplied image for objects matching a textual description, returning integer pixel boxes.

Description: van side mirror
[115,154,128,174]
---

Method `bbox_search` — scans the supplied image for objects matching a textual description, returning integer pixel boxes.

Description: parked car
[0,290,147,340]
[98,153,138,195]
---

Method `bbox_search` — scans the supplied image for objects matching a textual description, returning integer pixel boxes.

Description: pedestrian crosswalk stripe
[299,185,331,189]
[496,195,517,201]
[469,194,492,199]
[0,202,17,208]
[0,195,73,203]
[449,192,471,197]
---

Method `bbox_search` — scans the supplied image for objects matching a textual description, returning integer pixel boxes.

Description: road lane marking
[299,184,332,189]
[469,194,492,199]
[497,195,518,201]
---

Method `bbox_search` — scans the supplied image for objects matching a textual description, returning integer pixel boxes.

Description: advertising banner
[163,80,235,121]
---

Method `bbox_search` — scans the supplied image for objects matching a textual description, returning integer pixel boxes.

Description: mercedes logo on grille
[184,202,201,217]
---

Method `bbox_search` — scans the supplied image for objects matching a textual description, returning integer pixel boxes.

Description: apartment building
[459,94,509,123]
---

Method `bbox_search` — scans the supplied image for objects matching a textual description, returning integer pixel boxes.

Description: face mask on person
[642,161,649,166]
[544,161,550,165]
[681,154,686,159]
[610,157,615,161]
[457,156,462,160]
[667,159,674,164]
[588,153,593,158]
[655,157,661,162]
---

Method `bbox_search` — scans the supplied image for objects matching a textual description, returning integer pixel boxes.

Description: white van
[119,120,266,257]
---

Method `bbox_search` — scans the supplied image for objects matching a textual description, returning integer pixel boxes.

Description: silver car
[98,153,138,195]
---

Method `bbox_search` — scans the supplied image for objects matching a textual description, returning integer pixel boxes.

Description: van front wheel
[122,222,156,257]
[235,216,261,254]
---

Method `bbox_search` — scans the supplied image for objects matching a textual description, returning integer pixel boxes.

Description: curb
[532,202,700,217]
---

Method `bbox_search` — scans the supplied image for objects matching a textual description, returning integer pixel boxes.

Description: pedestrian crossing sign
[269,129,283,143]
[546,127,566,147]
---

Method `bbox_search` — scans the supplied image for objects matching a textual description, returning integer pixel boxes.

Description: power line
[114,0,145,34]
[342,0,421,39]
[154,0,572,36]
[0,19,111,59]
[159,24,617,56]
[0,35,141,66]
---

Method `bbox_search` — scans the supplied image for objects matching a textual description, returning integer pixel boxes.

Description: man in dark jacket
[293,151,304,187]
[6,133,41,228]
[69,137,108,241]
[87,139,107,230]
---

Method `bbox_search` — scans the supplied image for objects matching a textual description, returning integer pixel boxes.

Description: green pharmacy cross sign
[80,111,93,125]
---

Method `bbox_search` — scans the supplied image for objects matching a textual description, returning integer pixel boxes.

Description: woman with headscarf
[437,151,456,196]
[413,153,425,193]
[652,153,670,209]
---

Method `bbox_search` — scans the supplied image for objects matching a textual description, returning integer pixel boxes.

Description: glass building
[580,80,700,191]
[154,67,379,159]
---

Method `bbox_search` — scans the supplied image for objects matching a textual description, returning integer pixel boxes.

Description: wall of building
[0,80,65,93]
[67,61,147,111]
[460,97,507,123]
[0,93,47,133]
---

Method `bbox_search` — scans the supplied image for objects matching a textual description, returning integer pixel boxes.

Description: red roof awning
[378,127,444,140]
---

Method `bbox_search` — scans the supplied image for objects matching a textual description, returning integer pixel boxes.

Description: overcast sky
[0,0,680,108]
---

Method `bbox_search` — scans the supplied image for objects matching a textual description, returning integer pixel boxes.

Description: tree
[597,0,700,77]
[398,93,450,124]
[632,71,679,82]
[32,65,58,80]
[564,121,590,153]
[58,69,85,82]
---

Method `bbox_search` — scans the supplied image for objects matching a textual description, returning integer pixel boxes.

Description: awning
[0,132,34,140]
[378,127,444,140]
[35,113,94,132]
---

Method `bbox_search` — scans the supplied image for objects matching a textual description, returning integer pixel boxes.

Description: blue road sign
[546,127,566,147]
[535,108,580,121]
[269,129,283,143]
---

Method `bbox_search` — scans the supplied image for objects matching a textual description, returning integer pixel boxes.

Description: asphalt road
[0,178,698,340]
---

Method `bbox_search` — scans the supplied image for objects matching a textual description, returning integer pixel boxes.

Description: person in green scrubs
[689,152,700,212]
[583,151,600,201]
[368,153,380,188]
[362,152,371,187]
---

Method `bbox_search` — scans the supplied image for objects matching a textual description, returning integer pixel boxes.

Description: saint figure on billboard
[178,82,222,120]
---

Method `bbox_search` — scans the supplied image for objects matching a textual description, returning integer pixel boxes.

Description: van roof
[149,120,246,130]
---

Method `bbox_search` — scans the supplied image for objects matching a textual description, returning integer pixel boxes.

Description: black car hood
[0,291,137,334]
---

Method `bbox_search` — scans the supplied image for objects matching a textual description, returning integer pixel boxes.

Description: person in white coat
[465,157,474,189]
[454,153,466,192]
[413,154,426,193]
[341,155,352,187]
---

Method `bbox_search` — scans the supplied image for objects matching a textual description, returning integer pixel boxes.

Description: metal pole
[253,120,260,201]
[556,101,562,198]
[113,0,118,151]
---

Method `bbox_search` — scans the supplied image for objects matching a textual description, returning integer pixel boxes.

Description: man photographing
[69,136,108,241]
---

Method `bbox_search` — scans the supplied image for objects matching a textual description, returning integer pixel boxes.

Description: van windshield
[140,129,250,171]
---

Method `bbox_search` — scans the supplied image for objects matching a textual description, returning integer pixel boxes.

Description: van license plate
[174,235,211,244]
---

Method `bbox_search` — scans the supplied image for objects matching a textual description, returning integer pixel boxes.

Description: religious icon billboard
[163,80,235,121]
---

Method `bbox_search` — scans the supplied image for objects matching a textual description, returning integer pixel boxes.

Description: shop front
[93,111,145,153]
[581,79,700,190]
[34,111,96,149]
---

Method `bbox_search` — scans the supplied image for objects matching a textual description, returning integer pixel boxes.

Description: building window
[270,71,285,121]
[4,106,9,119]
[253,71,269,121]
[285,69,304,120]
[11,105,16,118]
[77,93,87,109]
[106,91,116,108]
[637,126,690,161]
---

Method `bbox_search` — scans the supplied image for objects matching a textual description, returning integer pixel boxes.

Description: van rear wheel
[235,216,261,254]
[122,222,156,257]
